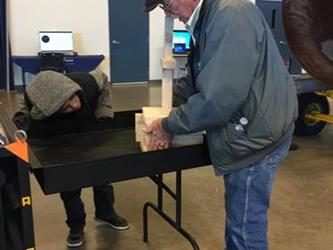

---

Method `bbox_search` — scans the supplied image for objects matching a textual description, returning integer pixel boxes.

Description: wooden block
[136,107,204,151]
[161,72,173,113]
[140,141,148,152]
[142,107,169,124]
[172,133,204,147]
[160,56,177,69]
[135,113,144,142]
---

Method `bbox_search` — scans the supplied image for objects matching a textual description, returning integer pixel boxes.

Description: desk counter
[12,55,105,75]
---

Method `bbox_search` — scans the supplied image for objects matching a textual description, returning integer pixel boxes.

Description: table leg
[143,171,200,250]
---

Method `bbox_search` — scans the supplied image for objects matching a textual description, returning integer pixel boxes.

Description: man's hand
[144,118,172,151]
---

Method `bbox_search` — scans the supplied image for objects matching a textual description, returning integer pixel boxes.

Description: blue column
[0,0,13,90]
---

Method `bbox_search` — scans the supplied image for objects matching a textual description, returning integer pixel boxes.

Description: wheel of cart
[295,92,330,136]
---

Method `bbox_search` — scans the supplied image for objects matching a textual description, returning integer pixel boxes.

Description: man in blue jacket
[145,0,298,249]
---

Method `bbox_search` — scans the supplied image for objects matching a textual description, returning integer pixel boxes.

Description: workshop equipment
[258,0,333,135]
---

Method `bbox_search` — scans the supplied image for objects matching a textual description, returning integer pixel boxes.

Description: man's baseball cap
[145,0,164,12]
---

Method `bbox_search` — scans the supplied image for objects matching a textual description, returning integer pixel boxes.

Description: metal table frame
[144,172,200,249]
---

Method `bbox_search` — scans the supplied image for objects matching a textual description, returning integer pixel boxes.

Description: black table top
[29,128,140,168]
[26,110,211,194]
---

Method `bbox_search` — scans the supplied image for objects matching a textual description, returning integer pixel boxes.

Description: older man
[145,0,298,249]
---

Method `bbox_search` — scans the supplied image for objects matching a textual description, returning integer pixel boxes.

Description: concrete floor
[1,85,333,250]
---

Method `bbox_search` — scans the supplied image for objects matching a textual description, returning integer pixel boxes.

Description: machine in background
[257,0,333,136]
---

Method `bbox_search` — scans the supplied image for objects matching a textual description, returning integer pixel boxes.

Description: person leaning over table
[144,0,298,249]
[13,69,129,248]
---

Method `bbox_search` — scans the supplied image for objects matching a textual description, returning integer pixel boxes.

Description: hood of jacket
[26,71,82,120]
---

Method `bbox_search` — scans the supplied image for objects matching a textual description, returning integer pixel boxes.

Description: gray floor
[1,85,333,250]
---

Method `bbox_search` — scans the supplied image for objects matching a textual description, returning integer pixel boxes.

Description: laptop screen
[172,30,191,54]
[39,31,74,53]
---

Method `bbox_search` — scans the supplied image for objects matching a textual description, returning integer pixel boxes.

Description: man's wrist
[161,117,173,134]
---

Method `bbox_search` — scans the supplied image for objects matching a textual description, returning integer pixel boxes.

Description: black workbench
[26,110,211,249]
[0,104,211,249]
[28,111,210,194]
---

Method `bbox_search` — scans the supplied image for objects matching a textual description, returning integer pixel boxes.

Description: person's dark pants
[60,184,115,233]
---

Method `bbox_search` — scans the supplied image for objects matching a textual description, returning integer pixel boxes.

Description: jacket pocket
[223,122,249,158]
[207,123,249,167]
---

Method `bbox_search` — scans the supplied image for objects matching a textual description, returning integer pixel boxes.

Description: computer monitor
[39,31,74,53]
[172,30,191,54]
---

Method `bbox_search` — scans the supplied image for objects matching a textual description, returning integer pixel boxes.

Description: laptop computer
[39,31,75,55]
[172,30,191,54]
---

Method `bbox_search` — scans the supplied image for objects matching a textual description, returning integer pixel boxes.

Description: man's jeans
[224,136,291,250]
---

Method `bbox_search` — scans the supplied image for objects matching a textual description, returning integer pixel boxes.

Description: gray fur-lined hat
[26,71,82,120]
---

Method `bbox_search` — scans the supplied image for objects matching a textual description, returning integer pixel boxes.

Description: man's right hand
[143,118,172,151]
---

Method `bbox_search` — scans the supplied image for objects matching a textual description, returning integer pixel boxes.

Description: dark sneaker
[289,142,299,151]
[67,231,84,248]
[95,214,129,231]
